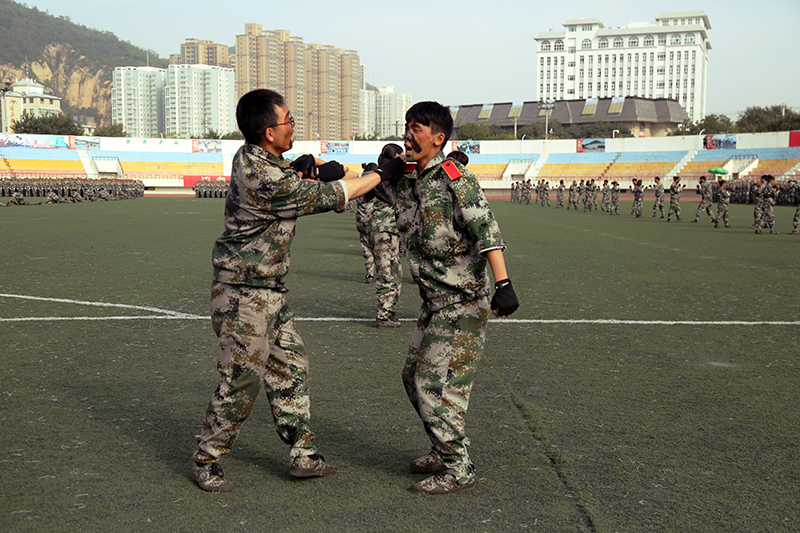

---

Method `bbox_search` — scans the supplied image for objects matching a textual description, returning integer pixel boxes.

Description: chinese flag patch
[442,160,462,180]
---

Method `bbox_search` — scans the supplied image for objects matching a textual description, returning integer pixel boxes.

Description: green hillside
[0,0,167,68]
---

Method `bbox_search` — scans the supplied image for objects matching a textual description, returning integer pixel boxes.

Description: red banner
[789,131,800,147]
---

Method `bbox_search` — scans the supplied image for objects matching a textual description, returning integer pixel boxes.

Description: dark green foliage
[671,113,734,135]
[11,110,83,134]
[0,0,166,68]
[735,105,800,133]
[220,130,244,140]
[93,123,127,137]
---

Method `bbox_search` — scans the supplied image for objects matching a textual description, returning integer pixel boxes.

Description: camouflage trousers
[715,203,730,227]
[568,197,578,210]
[609,198,619,215]
[756,201,775,231]
[793,205,800,231]
[601,195,609,212]
[374,231,402,320]
[668,199,681,221]
[193,282,317,465]
[653,197,665,217]
[556,194,564,208]
[359,229,375,281]
[402,297,490,480]
[694,199,714,221]
[631,198,643,217]
[753,202,763,226]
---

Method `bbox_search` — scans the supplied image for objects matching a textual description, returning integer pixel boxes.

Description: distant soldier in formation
[540,181,550,207]
[692,176,714,223]
[609,181,620,215]
[754,175,779,234]
[601,180,610,212]
[523,179,532,205]
[510,182,518,203]
[568,181,578,210]
[582,179,593,212]
[651,176,665,218]
[714,180,732,228]
[591,179,599,211]
[3,190,40,206]
[667,176,684,222]
[555,180,565,208]
[630,179,644,218]
[750,177,766,228]
[787,180,800,235]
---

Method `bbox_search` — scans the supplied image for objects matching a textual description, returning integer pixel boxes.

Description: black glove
[291,154,316,178]
[317,161,346,182]
[374,156,405,182]
[491,279,519,317]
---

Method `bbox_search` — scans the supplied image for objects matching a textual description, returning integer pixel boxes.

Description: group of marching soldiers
[510,175,800,234]
[193,179,229,198]
[1,177,144,206]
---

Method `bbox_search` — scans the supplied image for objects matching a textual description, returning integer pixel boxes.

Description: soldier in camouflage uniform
[667,176,684,222]
[541,181,550,207]
[374,102,518,495]
[630,179,644,217]
[750,178,765,228]
[692,176,714,223]
[373,144,404,328]
[355,174,376,284]
[555,180,565,208]
[568,180,578,210]
[191,89,404,493]
[601,180,610,212]
[609,181,620,215]
[787,180,799,234]
[651,176,665,218]
[754,175,779,234]
[714,180,732,228]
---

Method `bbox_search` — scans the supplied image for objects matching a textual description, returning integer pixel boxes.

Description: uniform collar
[413,150,446,179]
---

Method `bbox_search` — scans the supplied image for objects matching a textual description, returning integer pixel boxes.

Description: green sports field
[1,198,798,532]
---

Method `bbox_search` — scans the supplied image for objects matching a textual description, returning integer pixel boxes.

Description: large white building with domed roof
[534,10,710,123]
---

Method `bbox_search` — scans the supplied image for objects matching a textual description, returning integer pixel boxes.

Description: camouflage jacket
[653,182,664,199]
[699,181,712,201]
[670,184,682,199]
[717,188,730,206]
[212,142,347,289]
[371,198,398,234]
[376,151,505,311]
[762,183,776,204]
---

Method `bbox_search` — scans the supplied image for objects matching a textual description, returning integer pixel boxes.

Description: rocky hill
[0,0,167,126]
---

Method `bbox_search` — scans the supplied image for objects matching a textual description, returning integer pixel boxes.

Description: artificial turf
[1,197,798,532]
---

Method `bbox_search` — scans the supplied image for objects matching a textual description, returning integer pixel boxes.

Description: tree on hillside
[12,111,83,135]
[93,123,127,137]
[735,105,800,133]
[220,130,243,140]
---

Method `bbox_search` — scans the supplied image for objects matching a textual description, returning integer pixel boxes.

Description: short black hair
[447,150,469,166]
[236,89,285,145]
[405,101,453,141]
[378,143,404,166]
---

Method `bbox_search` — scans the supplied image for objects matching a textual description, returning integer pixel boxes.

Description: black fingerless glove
[490,279,519,317]
[317,161,346,182]
[290,154,316,178]
[374,157,405,182]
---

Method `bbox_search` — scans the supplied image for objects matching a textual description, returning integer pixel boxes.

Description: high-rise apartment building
[111,66,166,138]
[376,86,412,139]
[359,87,377,139]
[534,10,710,122]
[170,38,231,69]
[164,64,236,138]
[235,24,361,140]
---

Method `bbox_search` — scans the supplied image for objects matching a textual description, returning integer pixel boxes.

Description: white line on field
[1,293,797,326]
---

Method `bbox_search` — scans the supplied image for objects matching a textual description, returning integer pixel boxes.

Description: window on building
[685,33,695,45]
[613,37,624,48]
[671,34,681,45]
[561,57,565,65]
[658,35,667,45]
[644,35,654,47]
[569,46,576,53]
[580,39,592,50]
[554,40,564,51]
[568,89,575,94]
[541,40,551,51]
[540,57,544,65]
[657,67,664,75]
[657,81,665,89]
[599,38,608,49]
[547,57,551,65]
[568,61,575,67]
[568,75,575,81]
[629,37,639,48]
[582,24,593,31]
[662,20,669,26]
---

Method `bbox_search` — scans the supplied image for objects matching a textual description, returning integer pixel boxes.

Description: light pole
[612,129,619,138]
[539,100,555,141]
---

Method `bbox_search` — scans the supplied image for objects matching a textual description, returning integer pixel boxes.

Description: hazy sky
[21,0,800,120]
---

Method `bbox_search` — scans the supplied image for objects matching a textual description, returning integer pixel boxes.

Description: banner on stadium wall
[577,138,605,152]
[183,175,229,187]
[321,141,349,155]
[452,140,480,154]
[789,131,800,147]
[0,134,70,149]
[70,137,100,150]
[192,139,222,153]
[703,134,736,150]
